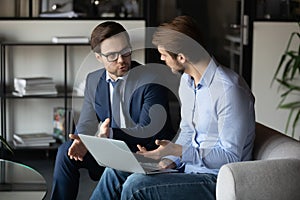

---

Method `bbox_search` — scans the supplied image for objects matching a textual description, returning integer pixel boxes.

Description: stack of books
[13,77,57,97]
[13,132,56,147]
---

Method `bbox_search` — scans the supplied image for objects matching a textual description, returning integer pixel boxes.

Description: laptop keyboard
[139,162,160,170]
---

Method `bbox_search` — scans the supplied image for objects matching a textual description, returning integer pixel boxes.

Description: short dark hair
[152,15,207,62]
[91,21,130,52]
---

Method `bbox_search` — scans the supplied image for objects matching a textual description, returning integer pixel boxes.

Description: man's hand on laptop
[97,118,110,138]
[137,140,182,160]
[68,134,87,161]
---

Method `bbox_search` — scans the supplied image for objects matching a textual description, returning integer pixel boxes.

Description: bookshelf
[0,41,90,149]
[0,20,146,151]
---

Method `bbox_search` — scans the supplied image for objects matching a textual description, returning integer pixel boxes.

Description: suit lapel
[95,61,141,123]
[95,71,111,122]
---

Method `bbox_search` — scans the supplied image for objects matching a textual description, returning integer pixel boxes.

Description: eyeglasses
[100,47,132,62]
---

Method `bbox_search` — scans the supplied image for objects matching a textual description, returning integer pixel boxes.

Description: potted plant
[272,22,300,138]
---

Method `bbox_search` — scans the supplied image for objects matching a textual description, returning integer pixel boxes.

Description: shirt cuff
[181,145,194,163]
[109,128,113,138]
[163,155,182,168]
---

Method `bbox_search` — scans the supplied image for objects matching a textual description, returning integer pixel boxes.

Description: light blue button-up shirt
[171,59,255,175]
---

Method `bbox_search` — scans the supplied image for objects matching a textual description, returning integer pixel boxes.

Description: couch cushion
[217,159,300,200]
[253,123,300,160]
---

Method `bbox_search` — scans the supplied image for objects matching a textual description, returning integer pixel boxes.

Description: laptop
[78,134,178,175]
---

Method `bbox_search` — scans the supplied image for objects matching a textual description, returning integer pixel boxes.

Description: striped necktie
[111,79,122,128]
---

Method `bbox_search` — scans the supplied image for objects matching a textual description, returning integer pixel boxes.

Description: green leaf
[279,101,300,109]
[271,54,287,86]
[280,87,294,98]
[276,79,300,91]
[298,41,300,74]
[268,23,300,137]
[291,109,300,138]
[285,109,294,133]
[277,95,287,109]
[282,51,298,78]
[285,32,298,52]
[290,55,300,79]
[272,30,300,86]
[282,56,294,81]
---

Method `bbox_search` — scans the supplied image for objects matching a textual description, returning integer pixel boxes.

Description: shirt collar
[185,76,202,90]
[105,71,128,83]
[183,58,218,89]
[199,58,218,87]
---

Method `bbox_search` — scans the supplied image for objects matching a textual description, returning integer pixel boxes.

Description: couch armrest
[216,159,300,200]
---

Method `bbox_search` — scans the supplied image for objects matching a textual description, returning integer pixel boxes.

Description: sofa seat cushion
[216,159,300,200]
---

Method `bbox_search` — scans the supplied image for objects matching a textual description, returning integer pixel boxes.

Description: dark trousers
[50,140,105,200]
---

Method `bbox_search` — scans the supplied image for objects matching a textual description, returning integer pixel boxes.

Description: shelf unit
[224,34,241,73]
[0,19,146,153]
[0,41,89,149]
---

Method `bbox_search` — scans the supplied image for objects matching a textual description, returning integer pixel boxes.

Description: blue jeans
[90,168,217,200]
[50,140,105,200]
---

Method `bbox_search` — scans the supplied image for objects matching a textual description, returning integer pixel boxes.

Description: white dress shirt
[169,59,255,175]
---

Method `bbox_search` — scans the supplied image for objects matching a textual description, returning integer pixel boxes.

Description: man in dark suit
[50,21,177,199]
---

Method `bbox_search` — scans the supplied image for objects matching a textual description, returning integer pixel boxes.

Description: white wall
[0,20,145,64]
[252,22,300,140]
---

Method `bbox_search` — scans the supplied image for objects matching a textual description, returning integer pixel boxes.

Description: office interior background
[0,0,299,199]
[2,0,297,135]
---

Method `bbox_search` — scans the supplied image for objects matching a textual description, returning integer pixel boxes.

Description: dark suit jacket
[76,61,177,152]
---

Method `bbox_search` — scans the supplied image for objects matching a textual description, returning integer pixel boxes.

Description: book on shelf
[13,132,56,147]
[51,36,90,44]
[13,76,57,97]
[53,107,74,143]
[13,140,52,147]
[12,89,58,97]
[15,83,57,91]
[13,132,55,142]
[14,77,54,87]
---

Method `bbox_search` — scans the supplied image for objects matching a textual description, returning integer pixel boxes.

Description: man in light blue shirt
[90,15,255,200]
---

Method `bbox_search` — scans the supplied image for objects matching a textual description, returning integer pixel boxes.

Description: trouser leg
[122,173,217,200]
[50,140,104,200]
[90,168,131,200]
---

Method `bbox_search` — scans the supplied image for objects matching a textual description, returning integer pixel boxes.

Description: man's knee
[55,141,72,163]
[53,141,74,176]
[88,165,105,181]
[122,174,148,199]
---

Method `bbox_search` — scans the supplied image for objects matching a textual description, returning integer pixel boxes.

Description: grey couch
[216,122,300,200]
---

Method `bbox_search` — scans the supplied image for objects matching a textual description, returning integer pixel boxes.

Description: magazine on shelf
[12,90,58,97]
[53,107,74,143]
[13,132,55,142]
[13,132,56,147]
[13,140,52,147]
